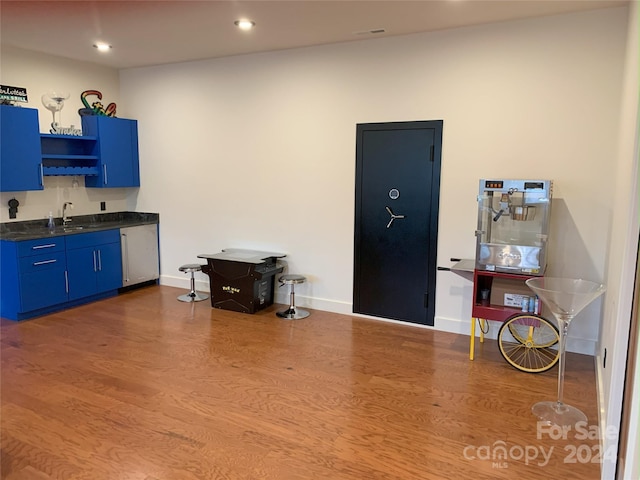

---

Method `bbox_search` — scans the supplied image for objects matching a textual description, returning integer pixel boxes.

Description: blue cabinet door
[95,242,122,293]
[66,245,98,301]
[20,257,68,310]
[66,230,122,299]
[1,239,67,319]
[0,105,43,191]
[82,116,140,188]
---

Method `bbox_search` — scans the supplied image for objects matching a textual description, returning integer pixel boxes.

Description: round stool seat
[177,263,208,303]
[278,274,306,285]
[179,263,203,273]
[277,274,309,320]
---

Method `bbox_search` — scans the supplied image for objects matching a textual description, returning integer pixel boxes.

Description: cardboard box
[490,278,533,308]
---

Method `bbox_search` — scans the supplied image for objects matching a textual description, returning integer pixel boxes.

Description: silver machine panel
[475,179,553,275]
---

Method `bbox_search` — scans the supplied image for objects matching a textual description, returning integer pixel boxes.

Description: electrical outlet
[100,201,106,211]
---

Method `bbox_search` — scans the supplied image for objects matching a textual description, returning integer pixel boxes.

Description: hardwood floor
[1,285,601,479]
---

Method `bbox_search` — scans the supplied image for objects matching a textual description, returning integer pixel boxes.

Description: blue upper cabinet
[0,108,140,191]
[0,105,43,191]
[82,116,140,188]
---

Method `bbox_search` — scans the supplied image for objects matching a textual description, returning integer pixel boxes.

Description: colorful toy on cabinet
[78,90,117,117]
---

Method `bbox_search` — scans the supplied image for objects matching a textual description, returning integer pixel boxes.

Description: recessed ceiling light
[93,43,112,52]
[234,19,255,31]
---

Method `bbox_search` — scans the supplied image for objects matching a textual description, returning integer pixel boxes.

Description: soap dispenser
[48,211,56,233]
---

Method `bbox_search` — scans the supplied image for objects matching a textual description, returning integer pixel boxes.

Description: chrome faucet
[62,202,73,227]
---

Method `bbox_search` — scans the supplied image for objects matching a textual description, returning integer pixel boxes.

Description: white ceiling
[0,0,627,70]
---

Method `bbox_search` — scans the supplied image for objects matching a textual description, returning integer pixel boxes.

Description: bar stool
[177,264,209,302]
[276,274,309,319]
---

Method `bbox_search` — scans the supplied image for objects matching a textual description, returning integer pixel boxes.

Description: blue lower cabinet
[66,230,122,301]
[0,229,123,320]
[66,245,100,301]
[95,242,123,292]
[1,237,67,320]
[19,252,68,311]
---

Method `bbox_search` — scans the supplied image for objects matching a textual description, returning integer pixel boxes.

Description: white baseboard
[161,274,209,291]
[273,290,352,315]
[594,352,614,480]
[160,275,597,355]
[437,316,596,355]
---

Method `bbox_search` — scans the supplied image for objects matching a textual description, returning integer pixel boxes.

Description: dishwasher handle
[122,233,130,283]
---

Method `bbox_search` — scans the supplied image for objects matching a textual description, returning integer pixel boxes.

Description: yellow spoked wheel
[498,314,560,373]
[508,318,559,349]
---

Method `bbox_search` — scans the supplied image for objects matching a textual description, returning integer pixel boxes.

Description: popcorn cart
[470,179,559,372]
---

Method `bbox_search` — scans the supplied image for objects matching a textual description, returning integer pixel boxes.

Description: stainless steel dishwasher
[120,224,159,287]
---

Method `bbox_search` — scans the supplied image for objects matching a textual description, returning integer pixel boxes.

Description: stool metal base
[177,263,208,303]
[276,273,309,320]
[277,306,310,320]
[178,291,209,302]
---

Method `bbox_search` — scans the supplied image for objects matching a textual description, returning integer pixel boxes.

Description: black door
[353,121,442,325]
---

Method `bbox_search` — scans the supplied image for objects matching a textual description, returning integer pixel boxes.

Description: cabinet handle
[97,249,102,271]
[122,233,130,283]
[103,164,108,185]
[93,250,97,272]
[32,243,56,250]
[65,270,69,293]
[32,259,56,266]
[39,163,44,186]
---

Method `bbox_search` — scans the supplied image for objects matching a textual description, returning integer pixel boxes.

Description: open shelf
[472,269,542,322]
[472,303,523,322]
[41,134,97,142]
[40,134,99,176]
[42,166,99,176]
[42,154,98,160]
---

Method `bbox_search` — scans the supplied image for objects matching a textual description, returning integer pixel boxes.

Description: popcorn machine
[475,179,553,276]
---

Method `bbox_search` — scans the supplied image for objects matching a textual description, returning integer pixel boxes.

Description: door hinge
[424,293,429,308]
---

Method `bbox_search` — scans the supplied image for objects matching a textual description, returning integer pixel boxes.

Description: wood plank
[1,285,601,479]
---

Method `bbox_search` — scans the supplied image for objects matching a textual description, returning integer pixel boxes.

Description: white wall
[119,7,629,355]
[598,1,640,477]
[0,46,133,222]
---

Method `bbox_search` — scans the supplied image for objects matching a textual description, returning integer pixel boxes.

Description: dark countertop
[0,212,159,241]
